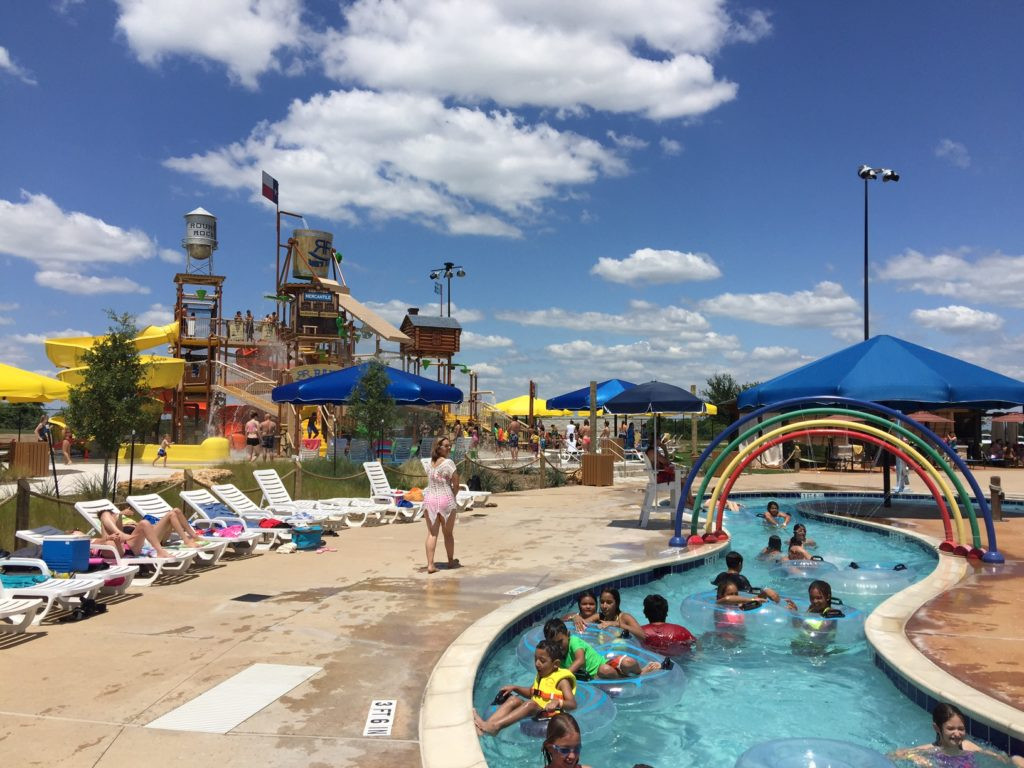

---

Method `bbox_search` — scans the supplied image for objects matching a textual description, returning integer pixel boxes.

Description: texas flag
[261,171,279,204]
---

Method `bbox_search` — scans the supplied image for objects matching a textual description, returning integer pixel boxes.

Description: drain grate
[232,593,273,602]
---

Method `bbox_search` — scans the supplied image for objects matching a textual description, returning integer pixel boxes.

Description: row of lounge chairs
[0,463,492,635]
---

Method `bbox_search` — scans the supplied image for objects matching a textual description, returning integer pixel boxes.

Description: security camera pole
[858,165,900,340]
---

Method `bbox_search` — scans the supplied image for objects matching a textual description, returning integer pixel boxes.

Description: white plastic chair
[0,557,104,624]
[252,469,385,527]
[13,527,139,595]
[639,454,681,529]
[179,489,265,554]
[0,596,42,634]
[208,484,293,547]
[125,494,230,565]
[362,461,422,522]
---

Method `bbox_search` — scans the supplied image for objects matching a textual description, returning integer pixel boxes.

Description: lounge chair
[13,526,139,595]
[419,457,487,509]
[75,500,198,586]
[363,461,423,522]
[639,454,681,529]
[0,596,42,634]
[348,438,370,463]
[391,437,413,464]
[125,494,231,565]
[178,490,266,554]
[251,469,386,527]
[208,484,294,547]
[0,557,104,624]
[418,437,435,460]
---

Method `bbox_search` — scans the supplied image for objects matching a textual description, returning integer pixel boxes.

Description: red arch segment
[713,428,955,545]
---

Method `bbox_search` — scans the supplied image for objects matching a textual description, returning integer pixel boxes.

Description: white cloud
[136,303,174,326]
[607,131,648,150]
[749,345,799,361]
[363,299,484,326]
[591,247,721,285]
[34,270,150,295]
[0,192,161,266]
[0,46,36,85]
[498,300,709,335]
[659,138,683,156]
[910,305,1003,333]
[10,328,91,345]
[877,248,1024,308]
[321,0,760,120]
[0,317,13,326]
[935,138,971,169]
[166,90,624,237]
[0,301,17,324]
[467,362,503,378]
[113,0,305,89]
[159,248,183,264]
[461,331,514,348]
[700,281,860,328]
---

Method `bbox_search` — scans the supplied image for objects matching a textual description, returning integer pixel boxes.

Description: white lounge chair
[363,461,423,522]
[0,596,43,634]
[178,490,265,554]
[419,457,486,509]
[639,454,682,529]
[125,494,231,565]
[0,557,104,624]
[75,500,198,586]
[208,484,293,547]
[13,526,139,595]
[251,469,386,527]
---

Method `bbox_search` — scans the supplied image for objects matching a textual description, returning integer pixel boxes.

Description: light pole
[428,261,466,317]
[858,165,900,340]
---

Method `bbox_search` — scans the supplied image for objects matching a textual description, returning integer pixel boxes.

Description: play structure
[670,396,1005,564]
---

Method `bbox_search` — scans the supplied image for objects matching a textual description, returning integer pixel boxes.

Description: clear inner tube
[734,737,897,768]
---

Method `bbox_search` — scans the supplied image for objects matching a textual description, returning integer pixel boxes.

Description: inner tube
[516,622,633,669]
[734,737,897,767]
[641,622,696,657]
[515,684,617,741]
[769,559,839,581]
[829,562,918,596]
[581,647,686,709]
[678,590,796,637]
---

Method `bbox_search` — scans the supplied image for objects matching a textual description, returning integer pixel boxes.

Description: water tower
[183,207,218,275]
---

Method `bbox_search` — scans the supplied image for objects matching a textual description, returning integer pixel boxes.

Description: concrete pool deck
[1,466,1022,766]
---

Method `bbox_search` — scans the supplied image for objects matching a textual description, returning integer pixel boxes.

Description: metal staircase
[211,360,277,413]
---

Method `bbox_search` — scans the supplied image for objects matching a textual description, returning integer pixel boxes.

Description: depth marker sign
[363,699,397,736]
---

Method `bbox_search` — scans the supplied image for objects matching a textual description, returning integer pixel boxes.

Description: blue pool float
[769,558,840,581]
[516,622,638,669]
[678,590,797,636]
[514,683,617,741]
[734,737,896,767]
[582,646,686,709]
[828,561,918,596]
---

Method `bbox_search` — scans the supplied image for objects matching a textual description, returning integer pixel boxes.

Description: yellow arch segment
[705,418,967,545]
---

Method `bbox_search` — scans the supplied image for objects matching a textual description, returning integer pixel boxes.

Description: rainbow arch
[668,396,1004,565]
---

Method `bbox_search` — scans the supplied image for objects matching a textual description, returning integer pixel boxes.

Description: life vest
[530,668,576,708]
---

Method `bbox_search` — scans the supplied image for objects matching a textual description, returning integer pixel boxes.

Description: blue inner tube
[515,683,617,741]
[769,559,839,581]
[582,646,686,709]
[734,737,896,767]
[678,590,798,637]
[516,622,631,669]
[829,562,918,596]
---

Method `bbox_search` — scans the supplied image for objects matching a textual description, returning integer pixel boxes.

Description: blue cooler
[41,535,91,573]
[291,526,323,551]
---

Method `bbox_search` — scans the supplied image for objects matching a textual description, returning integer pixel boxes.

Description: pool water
[474,496,947,767]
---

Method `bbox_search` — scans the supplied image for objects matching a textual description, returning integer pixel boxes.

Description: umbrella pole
[128,430,136,496]
[881,450,892,507]
[333,414,338,474]
[47,432,60,499]
[111,442,119,502]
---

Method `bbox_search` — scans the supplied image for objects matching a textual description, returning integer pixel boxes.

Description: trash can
[582,453,614,486]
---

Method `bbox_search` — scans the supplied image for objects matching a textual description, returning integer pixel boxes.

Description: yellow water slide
[45,321,185,389]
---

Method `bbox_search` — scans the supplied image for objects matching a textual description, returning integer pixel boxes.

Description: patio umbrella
[545,379,637,411]
[738,335,1024,411]
[493,395,569,418]
[271,362,462,405]
[991,413,1024,423]
[906,411,953,423]
[0,362,70,402]
[603,381,706,415]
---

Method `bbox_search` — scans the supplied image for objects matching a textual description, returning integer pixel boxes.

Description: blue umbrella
[737,335,1024,411]
[272,363,463,405]
[603,381,706,414]
[545,378,637,411]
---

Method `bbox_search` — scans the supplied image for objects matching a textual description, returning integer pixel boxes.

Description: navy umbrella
[272,362,463,405]
[545,378,637,411]
[603,381,706,414]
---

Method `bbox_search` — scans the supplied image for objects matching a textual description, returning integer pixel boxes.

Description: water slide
[45,321,185,389]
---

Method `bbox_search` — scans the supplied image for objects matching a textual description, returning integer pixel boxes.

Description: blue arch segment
[668,395,1004,564]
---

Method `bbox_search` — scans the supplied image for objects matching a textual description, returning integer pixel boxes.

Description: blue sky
[2,1,1023,404]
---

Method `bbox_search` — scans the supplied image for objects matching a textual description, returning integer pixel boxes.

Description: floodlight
[857,165,877,180]
[456,268,466,278]
[881,169,900,182]
[429,271,439,280]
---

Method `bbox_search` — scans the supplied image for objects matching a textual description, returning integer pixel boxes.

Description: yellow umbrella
[0,362,70,402]
[494,395,570,418]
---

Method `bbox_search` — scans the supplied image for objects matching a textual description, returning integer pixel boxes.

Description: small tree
[66,312,150,492]
[345,361,397,457]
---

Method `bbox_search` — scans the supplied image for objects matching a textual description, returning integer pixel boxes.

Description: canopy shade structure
[272,362,462,405]
[0,362,70,402]
[45,322,180,369]
[55,355,185,389]
[545,379,637,411]
[493,395,570,418]
[906,411,953,424]
[991,412,1024,423]
[737,335,1024,412]
[603,381,707,414]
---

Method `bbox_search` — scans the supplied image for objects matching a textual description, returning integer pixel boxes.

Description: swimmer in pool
[888,702,1024,767]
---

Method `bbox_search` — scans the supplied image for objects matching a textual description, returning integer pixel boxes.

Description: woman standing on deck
[423,437,460,574]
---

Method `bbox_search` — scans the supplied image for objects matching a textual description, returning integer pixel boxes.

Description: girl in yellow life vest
[474,640,576,736]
